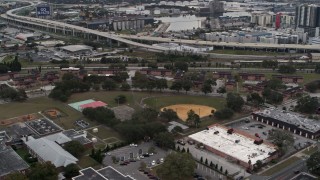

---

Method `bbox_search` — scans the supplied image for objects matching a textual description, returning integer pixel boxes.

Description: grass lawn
[302,146,319,155]
[260,156,301,176]
[68,91,155,110]
[0,97,84,129]
[86,125,123,142]
[210,49,290,56]
[78,155,101,169]
[144,95,226,110]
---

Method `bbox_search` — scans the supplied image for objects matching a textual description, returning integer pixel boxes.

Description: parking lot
[103,142,169,180]
[176,140,251,179]
[226,117,316,153]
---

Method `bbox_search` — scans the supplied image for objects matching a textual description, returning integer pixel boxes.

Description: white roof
[188,125,276,165]
[60,45,93,52]
[45,132,72,144]
[24,136,78,167]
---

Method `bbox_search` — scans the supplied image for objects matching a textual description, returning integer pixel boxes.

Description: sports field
[161,104,216,121]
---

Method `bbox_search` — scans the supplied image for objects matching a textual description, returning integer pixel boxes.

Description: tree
[102,78,117,90]
[305,82,319,93]
[170,81,183,92]
[205,158,208,165]
[214,108,234,119]
[217,86,226,94]
[220,166,223,172]
[172,126,183,134]
[157,152,196,180]
[263,89,283,104]
[28,162,58,180]
[315,64,320,74]
[82,107,119,127]
[201,83,212,94]
[262,60,278,69]
[182,79,193,94]
[156,79,168,91]
[186,110,200,128]
[225,170,228,175]
[187,148,190,153]
[210,161,213,167]
[120,82,131,91]
[177,146,181,152]
[64,141,85,158]
[114,95,127,104]
[5,172,28,180]
[174,61,188,71]
[200,157,203,163]
[268,129,294,155]
[278,65,296,74]
[306,151,320,176]
[64,163,80,178]
[226,93,244,112]
[267,78,284,90]
[296,96,319,114]
[154,132,175,149]
[181,147,186,153]
[247,93,264,107]
[160,108,179,121]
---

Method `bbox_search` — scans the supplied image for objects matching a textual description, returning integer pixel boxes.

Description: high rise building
[295,4,320,28]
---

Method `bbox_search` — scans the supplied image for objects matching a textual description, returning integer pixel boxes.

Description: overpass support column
[97,35,99,41]
[63,26,66,35]
[54,25,57,33]
[233,46,235,50]
[72,29,75,36]
[117,41,120,47]
[222,46,225,50]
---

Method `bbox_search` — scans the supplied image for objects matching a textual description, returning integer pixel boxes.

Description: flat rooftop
[25,118,62,136]
[253,108,320,133]
[60,45,93,52]
[188,124,276,164]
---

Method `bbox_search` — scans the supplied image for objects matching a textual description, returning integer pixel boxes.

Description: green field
[144,95,226,110]
[302,146,319,155]
[78,155,101,169]
[260,156,301,176]
[86,125,123,143]
[0,91,226,130]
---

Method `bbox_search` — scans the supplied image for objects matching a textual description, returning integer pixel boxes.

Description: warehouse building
[252,108,320,139]
[188,124,277,168]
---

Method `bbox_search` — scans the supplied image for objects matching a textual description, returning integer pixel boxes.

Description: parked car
[130,143,138,147]
[151,160,156,166]
[255,133,260,138]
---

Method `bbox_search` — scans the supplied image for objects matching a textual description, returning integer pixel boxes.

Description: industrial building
[252,108,320,139]
[188,124,277,168]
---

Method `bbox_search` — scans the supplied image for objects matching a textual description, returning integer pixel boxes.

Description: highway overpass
[1,2,320,53]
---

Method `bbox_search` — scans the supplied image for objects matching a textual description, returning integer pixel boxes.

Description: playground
[161,104,216,121]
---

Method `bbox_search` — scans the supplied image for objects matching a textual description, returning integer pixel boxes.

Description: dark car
[294,170,300,174]
[236,176,244,180]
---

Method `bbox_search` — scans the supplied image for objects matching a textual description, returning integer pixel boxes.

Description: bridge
[1,2,320,52]
[1,3,170,51]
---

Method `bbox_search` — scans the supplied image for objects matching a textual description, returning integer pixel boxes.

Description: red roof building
[80,101,107,110]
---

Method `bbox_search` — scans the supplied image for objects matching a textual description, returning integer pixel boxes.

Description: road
[2,2,320,52]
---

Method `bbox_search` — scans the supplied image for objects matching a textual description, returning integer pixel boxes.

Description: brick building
[212,71,232,79]
[139,68,172,77]
[272,75,304,83]
[239,73,266,81]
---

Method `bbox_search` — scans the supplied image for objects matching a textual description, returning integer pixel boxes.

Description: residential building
[272,75,304,83]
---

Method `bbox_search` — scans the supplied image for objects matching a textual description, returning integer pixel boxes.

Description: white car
[160,158,164,163]
[140,155,144,159]
[149,153,154,156]
[151,160,156,166]
[130,143,138,147]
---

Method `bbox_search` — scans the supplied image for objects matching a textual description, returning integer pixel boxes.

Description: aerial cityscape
[0,0,319,179]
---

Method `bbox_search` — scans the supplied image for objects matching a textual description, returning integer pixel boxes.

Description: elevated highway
[1,2,320,52]
[1,3,169,51]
